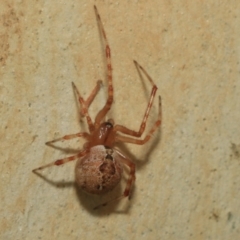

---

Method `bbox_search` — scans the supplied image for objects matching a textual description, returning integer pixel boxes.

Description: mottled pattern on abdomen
[75,145,122,195]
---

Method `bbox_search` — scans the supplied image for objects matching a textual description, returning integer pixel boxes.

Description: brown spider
[33,5,162,209]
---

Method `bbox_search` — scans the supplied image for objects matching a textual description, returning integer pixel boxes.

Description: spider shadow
[33,169,132,214]
[115,128,161,173]
[74,180,134,216]
[136,131,162,170]
[45,143,82,155]
[33,171,75,188]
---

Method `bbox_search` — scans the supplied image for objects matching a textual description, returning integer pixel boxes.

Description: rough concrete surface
[1,0,240,239]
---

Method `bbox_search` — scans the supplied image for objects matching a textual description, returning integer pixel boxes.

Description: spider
[33,5,162,209]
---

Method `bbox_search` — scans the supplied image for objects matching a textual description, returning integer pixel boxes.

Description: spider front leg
[94,6,114,125]
[80,80,103,117]
[32,149,89,172]
[72,80,102,133]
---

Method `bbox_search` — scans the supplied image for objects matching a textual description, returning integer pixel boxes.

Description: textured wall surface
[1,1,240,239]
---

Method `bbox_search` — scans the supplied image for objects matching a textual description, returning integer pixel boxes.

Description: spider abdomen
[75,145,122,194]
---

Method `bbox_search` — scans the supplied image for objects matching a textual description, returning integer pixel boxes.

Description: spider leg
[94,6,114,126]
[115,96,161,144]
[72,82,98,132]
[32,149,89,172]
[94,151,135,210]
[114,60,158,137]
[45,132,90,145]
[81,80,103,117]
